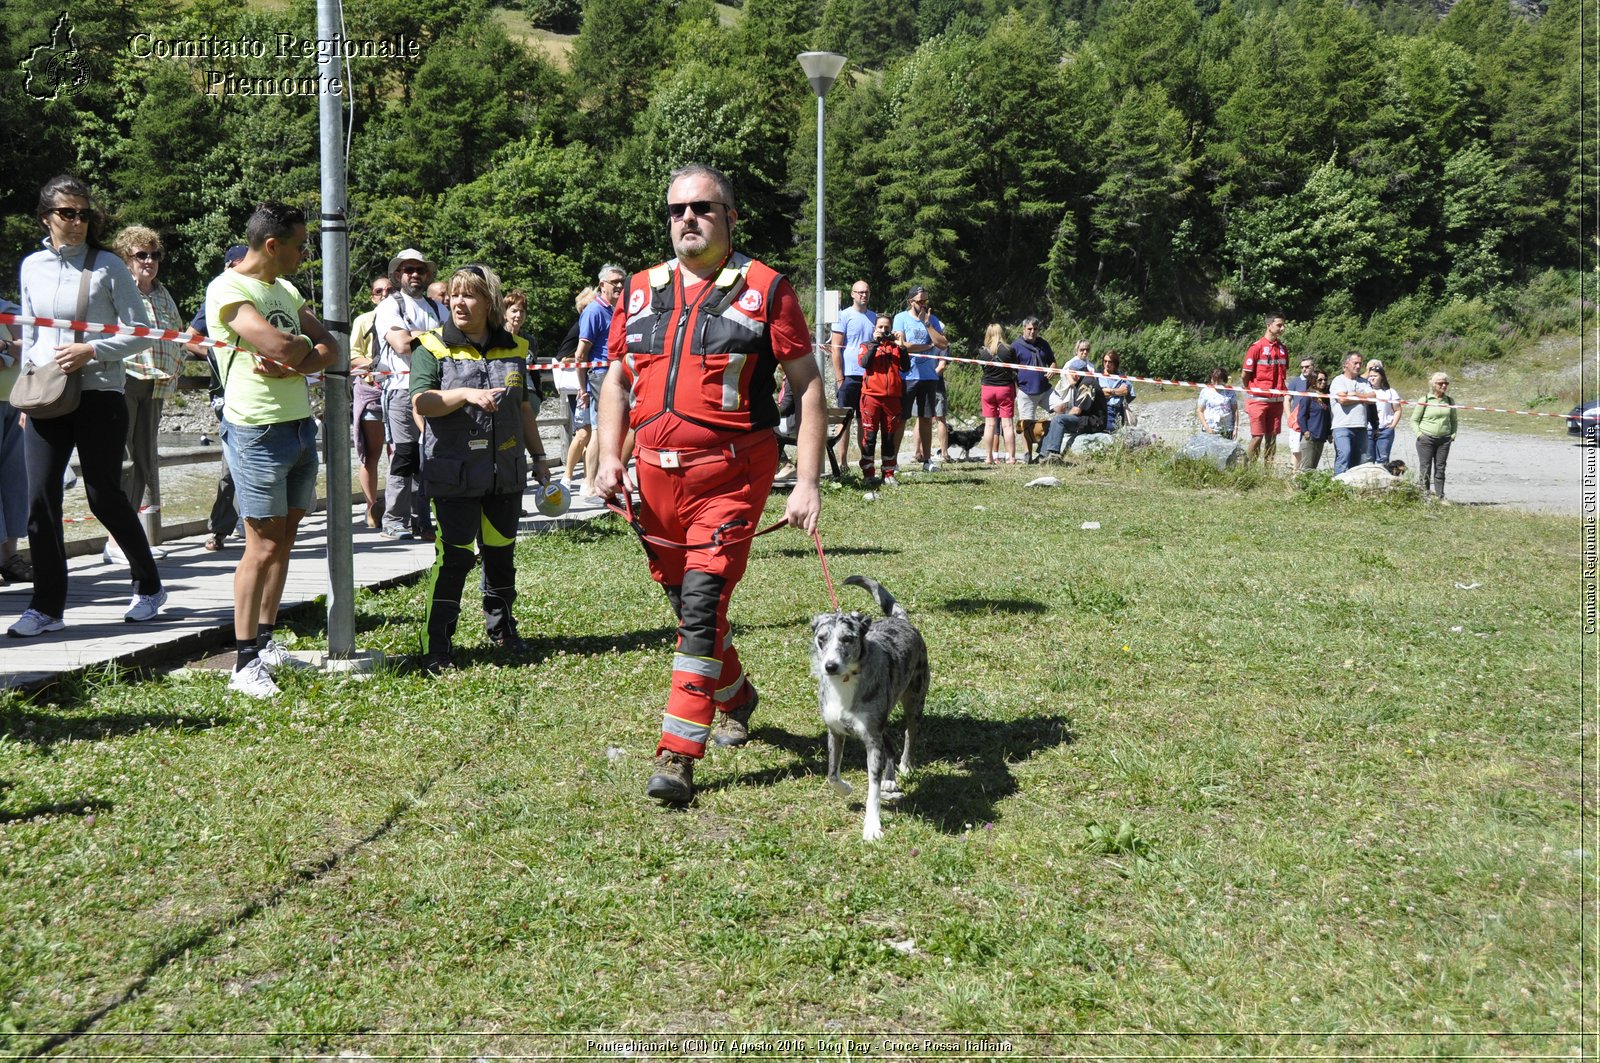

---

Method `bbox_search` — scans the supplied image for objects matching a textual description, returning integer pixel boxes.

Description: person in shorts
[206,202,338,699]
[1241,313,1288,465]
[349,273,393,527]
[892,285,949,469]
[1011,316,1055,461]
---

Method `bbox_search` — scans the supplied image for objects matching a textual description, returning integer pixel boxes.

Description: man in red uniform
[595,163,824,804]
[1241,313,1289,466]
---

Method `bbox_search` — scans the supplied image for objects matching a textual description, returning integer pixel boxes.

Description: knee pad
[676,571,726,657]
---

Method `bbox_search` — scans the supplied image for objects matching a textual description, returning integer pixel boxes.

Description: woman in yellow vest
[410,265,549,672]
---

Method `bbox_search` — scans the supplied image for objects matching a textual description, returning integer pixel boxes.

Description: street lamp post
[797,51,848,381]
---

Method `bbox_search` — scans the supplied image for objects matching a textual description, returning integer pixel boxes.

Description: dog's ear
[810,614,827,634]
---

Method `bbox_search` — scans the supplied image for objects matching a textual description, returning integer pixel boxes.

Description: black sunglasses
[50,207,89,222]
[667,200,725,220]
[133,250,163,262]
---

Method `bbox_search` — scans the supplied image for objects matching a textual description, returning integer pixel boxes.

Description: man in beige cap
[375,248,447,539]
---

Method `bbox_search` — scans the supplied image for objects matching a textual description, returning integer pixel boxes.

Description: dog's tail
[843,575,908,620]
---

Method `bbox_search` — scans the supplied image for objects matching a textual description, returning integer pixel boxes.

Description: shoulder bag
[12,251,99,418]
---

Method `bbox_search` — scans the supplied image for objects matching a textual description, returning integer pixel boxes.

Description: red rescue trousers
[634,430,776,758]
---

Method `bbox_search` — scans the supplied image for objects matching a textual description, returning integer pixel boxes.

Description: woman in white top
[11,175,166,637]
[1366,362,1402,465]
[1196,367,1237,438]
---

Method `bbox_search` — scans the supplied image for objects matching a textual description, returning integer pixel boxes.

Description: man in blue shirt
[1012,315,1055,461]
[829,280,876,472]
[891,285,948,470]
[574,264,625,496]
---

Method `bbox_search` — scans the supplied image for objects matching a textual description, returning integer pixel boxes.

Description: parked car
[1568,400,1600,442]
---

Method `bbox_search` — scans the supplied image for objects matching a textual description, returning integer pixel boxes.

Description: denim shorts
[570,392,593,430]
[222,416,319,519]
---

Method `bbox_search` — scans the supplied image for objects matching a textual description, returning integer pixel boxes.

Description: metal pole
[318,0,354,658]
[814,93,828,379]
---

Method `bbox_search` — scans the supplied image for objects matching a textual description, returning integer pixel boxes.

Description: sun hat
[387,248,437,276]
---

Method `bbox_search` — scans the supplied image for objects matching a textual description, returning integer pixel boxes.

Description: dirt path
[1139,398,1585,515]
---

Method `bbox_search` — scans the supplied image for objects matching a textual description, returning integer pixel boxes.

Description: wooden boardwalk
[0,487,617,691]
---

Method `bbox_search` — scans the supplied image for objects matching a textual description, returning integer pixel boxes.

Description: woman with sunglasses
[11,175,167,637]
[113,225,186,557]
[1410,372,1457,499]
[409,264,549,672]
[1295,370,1332,470]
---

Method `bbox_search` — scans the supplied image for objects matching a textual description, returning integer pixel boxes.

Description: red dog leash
[606,488,789,553]
[605,488,841,611]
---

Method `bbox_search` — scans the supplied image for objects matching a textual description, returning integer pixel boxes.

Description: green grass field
[0,454,1589,1059]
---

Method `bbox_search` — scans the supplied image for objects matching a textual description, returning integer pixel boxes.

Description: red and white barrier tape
[3,315,1584,422]
[815,340,1592,423]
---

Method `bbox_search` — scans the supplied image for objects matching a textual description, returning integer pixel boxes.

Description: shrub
[1161,453,1272,492]
[1119,319,1211,384]
[1291,469,1350,505]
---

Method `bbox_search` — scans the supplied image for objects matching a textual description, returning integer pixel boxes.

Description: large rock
[1177,432,1246,470]
[1069,433,1115,456]
[1115,426,1158,450]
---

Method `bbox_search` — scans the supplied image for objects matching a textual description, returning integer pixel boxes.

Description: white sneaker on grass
[8,608,64,638]
[258,638,313,673]
[124,589,168,623]
[228,658,279,698]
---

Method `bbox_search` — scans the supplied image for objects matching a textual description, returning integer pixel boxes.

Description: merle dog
[809,576,929,841]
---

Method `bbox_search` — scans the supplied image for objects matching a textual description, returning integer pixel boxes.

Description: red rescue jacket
[615,253,786,434]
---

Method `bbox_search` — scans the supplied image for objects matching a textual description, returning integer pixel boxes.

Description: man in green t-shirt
[205,202,337,699]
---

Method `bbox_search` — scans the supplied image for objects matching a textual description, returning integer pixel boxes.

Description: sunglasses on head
[50,207,89,222]
[667,200,725,220]
[133,250,163,262]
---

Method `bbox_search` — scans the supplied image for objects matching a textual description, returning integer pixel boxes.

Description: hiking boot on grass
[712,687,760,748]
[645,751,695,803]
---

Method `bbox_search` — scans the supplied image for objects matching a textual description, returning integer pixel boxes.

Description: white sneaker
[258,638,313,673]
[123,588,168,623]
[8,608,64,638]
[104,540,167,563]
[228,657,279,698]
[923,460,941,473]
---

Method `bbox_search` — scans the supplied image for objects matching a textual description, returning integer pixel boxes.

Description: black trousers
[208,414,238,539]
[423,492,521,654]
[25,389,161,616]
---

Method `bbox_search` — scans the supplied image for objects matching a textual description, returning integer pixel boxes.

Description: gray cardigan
[18,238,152,392]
